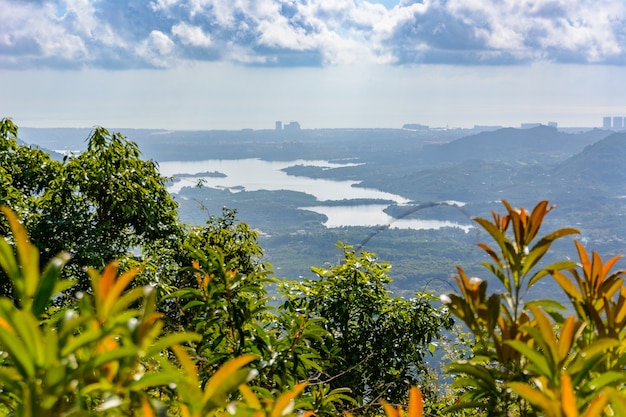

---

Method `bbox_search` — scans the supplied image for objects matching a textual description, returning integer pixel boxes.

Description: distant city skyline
[1,1,625,131]
[604,116,626,130]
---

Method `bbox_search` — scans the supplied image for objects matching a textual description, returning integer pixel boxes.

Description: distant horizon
[11,119,612,132]
[2,2,625,135]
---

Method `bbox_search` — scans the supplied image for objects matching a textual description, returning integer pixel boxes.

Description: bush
[0,207,305,416]
[443,200,626,416]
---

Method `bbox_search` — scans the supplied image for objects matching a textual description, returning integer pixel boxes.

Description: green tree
[280,243,453,413]
[0,118,182,294]
[165,209,352,415]
[0,118,60,236]
[163,208,270,339]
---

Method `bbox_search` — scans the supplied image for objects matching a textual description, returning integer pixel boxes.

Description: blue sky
[1,0,625,130]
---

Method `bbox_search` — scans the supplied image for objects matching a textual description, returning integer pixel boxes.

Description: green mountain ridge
[553,131,626,190]
[423,125,612,163]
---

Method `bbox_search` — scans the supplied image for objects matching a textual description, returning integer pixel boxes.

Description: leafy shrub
[281,242,453,413]
[0,207,301,416]
[443,200,626,416]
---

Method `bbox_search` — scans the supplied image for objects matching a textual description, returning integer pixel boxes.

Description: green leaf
[447,362,496,386]
[146,332,202,357]
[505,340,553,378]
[0,237,19,282]
[451,376,495,392]
[32,252,70,317]
[43,364,67,388]
[166,288,203,301]
[171,345,199,387]
[603,389,626,416]
[569,354,606,387]
[527,260,578,288]
[297,352,323,372]
[202,354,257,409]
[481,262,510,292]
[0,366,25,386]
[3,207,39,300]
[107,283,145,317]
[182,300,205,310]
[523,228,579,278]
[130,371,181,391]
[587,371,626,391]
[525,298,566,311]
[507,382,557,414]
[0,326,34,378]
[474,217,508,254]
[580,338,620,359]
[90,346,138,368]
[11,310,45,368]
[60,326,104,357]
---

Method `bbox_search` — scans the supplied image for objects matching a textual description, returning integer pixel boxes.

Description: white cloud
[61,0,127,51]
[256,16,315,50]
[223,43,270,64]
[0,1,87,60]
[150,31,176,54]
[150,0,183,11]
[446,0,626,62]
[371,1,428,38]
[1,0,625,69]
[191,0,241,27]
[136,30,176,67]
[172,22,212,47]
[37,30,86,60]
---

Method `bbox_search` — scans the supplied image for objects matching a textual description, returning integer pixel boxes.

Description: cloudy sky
[1,0,625,130]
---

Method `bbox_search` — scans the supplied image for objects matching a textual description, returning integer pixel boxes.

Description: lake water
[160,158,408,202]
[158,158,472,231]
[301,204,473,232]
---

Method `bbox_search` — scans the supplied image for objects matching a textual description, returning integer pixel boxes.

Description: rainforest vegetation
[2,117,626,416]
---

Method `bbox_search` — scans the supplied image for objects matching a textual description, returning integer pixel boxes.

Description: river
[158,158,472,231]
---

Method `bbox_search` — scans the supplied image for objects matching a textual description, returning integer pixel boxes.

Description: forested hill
[553,132,626,190]
[423,125,611,163]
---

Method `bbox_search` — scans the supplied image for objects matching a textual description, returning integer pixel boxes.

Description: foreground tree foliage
[443,200,626,416]
[3,117,626,415]
[280,243,452,411]
[0,206,322,416]
[165,214,447,415]
[0,118,182,295]
[0,204,439,416]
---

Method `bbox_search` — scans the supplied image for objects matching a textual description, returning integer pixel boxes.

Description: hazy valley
[19,124,626,298]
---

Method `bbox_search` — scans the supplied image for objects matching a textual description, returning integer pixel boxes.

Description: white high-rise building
[613,117,624,130]
[603,117,612,129]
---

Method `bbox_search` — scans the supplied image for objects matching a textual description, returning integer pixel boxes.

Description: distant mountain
[424,126,611,163]
[552,132,626,190]
[12,137,66,161]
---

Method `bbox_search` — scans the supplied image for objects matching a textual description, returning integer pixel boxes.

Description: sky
[1,0,626,130]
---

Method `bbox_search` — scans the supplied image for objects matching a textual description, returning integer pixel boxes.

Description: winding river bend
[159,158,471,231]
